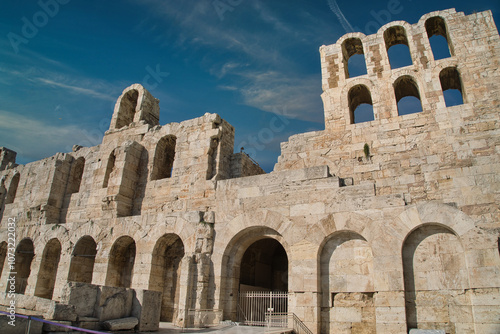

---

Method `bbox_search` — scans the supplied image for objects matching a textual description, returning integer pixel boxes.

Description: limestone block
[331,307,362,322]
[131,289,161,332]
[409,330,445,334]
[102,317,138,330]
[374,306,405,324]
[290,202,325,216]
[96,287,134,321]
[47,304,77,322]
[60,282,99,317]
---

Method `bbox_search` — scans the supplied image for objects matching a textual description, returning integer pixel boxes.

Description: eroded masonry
[0,8,499,334]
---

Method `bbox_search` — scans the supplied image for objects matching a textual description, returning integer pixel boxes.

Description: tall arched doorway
[12,239,34,294]
[220,227,290,324]
[34,238,61,299]
[237,237,288,326]
[68,236,97,283]
[105,236,136,288]
[149,234,185,322]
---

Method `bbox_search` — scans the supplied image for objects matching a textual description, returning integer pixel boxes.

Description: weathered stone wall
[0,8,498,334]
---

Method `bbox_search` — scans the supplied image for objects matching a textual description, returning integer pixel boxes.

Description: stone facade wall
[0,8,499,334]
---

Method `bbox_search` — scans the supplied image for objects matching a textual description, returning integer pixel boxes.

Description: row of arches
[220,222,472,333]
[343,16,453,79]
[0,233,186,322]
[318,223,468,333]
[349,67,464,123]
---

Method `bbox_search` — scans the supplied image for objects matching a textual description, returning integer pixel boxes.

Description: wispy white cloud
[0,64,119,102]
[236,70,324,123]
[0,110,100,163]
[34,78,116,102]
[133,0,328,123]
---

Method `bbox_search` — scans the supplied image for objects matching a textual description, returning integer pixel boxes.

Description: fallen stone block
[131,289,161,331]
[60,282,99,317]
[102,317,139,331]
[47,303,78,322]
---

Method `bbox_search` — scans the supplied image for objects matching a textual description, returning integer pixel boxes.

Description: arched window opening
[115,89,139,129]
[348,85,374,124]
[102,151,116,188]
[394,76,423,115]
[151,135,176,180]
[66,157,85,194]
[11,239,34,294]
[425,16,453,60]
[105,236,136,288]
[34,239,61,299]
[68,236,97,284]
[206,138,219,180]
[342,38,367,78]
[5,173,20,204]
[149,234,185,322]
[0,242,7,278]
[384,26,413,69]
[440,67,464,107]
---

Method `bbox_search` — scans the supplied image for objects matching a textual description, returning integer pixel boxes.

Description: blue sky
[0,0,498,172]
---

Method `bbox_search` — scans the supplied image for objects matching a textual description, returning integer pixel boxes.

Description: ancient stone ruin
[0,8,499,334]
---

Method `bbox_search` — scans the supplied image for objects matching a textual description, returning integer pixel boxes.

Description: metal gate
[237,291,288,326]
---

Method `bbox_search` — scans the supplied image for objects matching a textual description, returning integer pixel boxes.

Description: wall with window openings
[320,9,466,128]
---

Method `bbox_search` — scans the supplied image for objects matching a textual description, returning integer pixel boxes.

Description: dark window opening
[348,85,374,124]
[67,157,85,194]
[384,26,413,69]
[342,38,367,78]
[151,136,176,180]
[116,89,139,129]
[440,67,464,107]
[394,76,423,115]
[5,173,20,204]
[103,151,116,188]
[425,16,453,60]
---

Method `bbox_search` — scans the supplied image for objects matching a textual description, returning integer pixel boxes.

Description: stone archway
[149,234,185,322]
[319,231,375,334]
[403,224,469,333]
[219,226,290,322]
[34,238,61,299]
[12,238,34,294]
[105,236,136,288]
[68,235,97,284]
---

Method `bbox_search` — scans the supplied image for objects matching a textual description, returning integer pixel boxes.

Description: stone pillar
[174,254,195,328]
